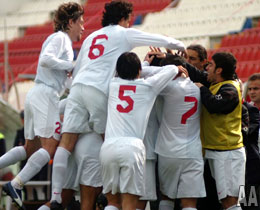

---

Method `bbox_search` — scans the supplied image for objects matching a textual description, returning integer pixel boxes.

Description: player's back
[105,77,156,141]
[105,65,178,141]
[155,76,202,159]
[73,25,132,95]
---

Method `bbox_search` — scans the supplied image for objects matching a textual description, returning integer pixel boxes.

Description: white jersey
[143,97,163,160]
[105,65,178,141]
[72,25,185,96]
[155,76,203,159]
[35,31,74,94]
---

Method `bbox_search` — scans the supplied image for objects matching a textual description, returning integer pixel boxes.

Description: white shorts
[62,84,107,134]
[74,132,103,187]
[24,84,61,140]
[140,159,157,201]
[206,148,246,200]
[63,132,103,189]
[100,137,146,196]
[158,156,206,199]
[63,154,79,191]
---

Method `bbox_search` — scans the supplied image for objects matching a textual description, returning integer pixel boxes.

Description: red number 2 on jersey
[88,34,108,60]
[181,96,198,124]
[117,85,136,113]
[55,122,61,134]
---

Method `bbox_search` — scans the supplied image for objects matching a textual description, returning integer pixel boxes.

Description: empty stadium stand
[0,0,260,85]
[0,0,172,84]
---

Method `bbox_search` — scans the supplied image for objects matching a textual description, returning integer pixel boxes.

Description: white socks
[38,205,50,210]
[105,205,119,210]
[51,147,71,203]
[226,205,242,210]
[11,148,50,189]
[159,200,175,210]
[182,208,197,210]
[0,146,26,168]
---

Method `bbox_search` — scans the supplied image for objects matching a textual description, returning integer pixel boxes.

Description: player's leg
[121,193,140,210]
[38,189,76,210]
[4,137,56,209]
[13,137,58,188]
[158,155,180,210]
[80,185,102,210]
[4,85,61,209]
[178,159,205,210]
[51,132,78,204]
[137,200,147,210]
[51,84,88,205]
[181,198,197,209]
[0,134,40,169]
[137,159,157,210]
[159,195,175,210]
[105,192,121,210]
[75,132,103,210]
[221,196,241,210]
[206,149,245,210]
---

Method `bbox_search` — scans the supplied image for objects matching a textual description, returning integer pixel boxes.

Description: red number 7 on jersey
[181,96,198,124]
[117,85,136,113]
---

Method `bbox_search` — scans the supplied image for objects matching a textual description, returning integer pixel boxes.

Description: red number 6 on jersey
[181,96,198,124]
[117,85,136,113]
[88,34,108,60]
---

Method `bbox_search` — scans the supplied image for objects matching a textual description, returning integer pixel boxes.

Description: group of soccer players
[0,1,246,210]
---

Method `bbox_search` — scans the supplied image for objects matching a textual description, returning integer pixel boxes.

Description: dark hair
[248,73,260,82]
[116,52,141,80]
[212,52,237,80]
[102,0,133,27]
[160,53,186,67]
[54,2,84,32]
[187,44,207,61]
[20,110,24,119]
[149,54,162,67]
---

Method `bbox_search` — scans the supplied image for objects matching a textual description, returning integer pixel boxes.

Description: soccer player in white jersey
[0,3,84,209]
[51,0,186,208]
[100,52,184,210]
[39,99,103,210]
[136,55,164,210]
[155,54,206,210]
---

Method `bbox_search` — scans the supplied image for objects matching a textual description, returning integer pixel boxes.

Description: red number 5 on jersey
[117,85,136,113]
[88,34,108,60]
[181,96,198,124]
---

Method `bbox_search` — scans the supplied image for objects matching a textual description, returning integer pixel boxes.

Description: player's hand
[195,83,203,88]
[144,53,155,64]
[149,46,166,59]
[165,48,173,54]
[177,49,188,59]
[177,66,189,77]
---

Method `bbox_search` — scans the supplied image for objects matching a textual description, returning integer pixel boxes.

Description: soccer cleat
[2,182,26,210]
[50,201,64,210]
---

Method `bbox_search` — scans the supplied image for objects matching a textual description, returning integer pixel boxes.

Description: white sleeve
[141,66,165,79]
[141,61,150,68]
[126,28,185,51]
[146,65,178,94]
[39,34,74,71]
